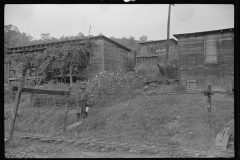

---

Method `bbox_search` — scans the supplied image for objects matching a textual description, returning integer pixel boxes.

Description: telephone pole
[166,4,174,62]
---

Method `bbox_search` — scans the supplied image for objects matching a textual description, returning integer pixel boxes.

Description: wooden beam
[178,40,180,84]
[102,39,105,71]
[7,77,24,143]
[12,86,69,96]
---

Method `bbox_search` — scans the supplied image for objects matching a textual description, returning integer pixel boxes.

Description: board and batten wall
[178,30,234,92]
[103,39,128,73]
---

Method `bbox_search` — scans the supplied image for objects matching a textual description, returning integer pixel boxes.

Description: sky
[4,4,234,41]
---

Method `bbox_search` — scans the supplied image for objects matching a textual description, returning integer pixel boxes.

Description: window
[205,40,218,64]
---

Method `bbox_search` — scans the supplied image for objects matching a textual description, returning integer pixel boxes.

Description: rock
[143,86,149,92]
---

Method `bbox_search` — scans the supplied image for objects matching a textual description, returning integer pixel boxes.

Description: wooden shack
[137,39,178,66]
[5,35,131,85]
[173,28,234,92]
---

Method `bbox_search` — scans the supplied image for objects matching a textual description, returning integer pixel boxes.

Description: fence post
[53,95,56,108]
[63,87,71,132]
[204,85,213,146]
[77,94,79,110]
[7,77,24,144]
[30,93,35,108]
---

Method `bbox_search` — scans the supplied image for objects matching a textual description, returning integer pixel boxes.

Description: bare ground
[5,136,174,158]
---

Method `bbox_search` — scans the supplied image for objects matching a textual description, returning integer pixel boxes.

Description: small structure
[173,28,234,92]
[5,35,131,85]
[137,39,178,66]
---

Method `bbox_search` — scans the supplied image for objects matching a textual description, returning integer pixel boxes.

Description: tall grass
[138,63,169,84]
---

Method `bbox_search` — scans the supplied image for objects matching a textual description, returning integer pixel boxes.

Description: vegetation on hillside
[4,24,144,55]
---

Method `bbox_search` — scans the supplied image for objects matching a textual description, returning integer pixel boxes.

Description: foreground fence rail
[8,86,234,109]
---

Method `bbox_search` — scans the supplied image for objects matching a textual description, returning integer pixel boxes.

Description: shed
[137,39,178,66]
[173,28,234,92]
[5,35,131,85]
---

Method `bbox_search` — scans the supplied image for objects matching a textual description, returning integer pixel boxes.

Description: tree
[38,40,95,85]
[4,25,20,45]
[4,25,21,55]
[129,36,135,45]
[16,32,33,46]
[139,35,148,42]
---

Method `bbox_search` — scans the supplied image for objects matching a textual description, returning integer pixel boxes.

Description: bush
[87,69,145,97]
[137,63,168,84]
[126,57,136,72]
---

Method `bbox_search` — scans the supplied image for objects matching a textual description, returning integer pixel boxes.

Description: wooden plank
[219,59,234,65]
[218,44,234,49]
[186,46,204,51]
[180,73,188,79]
[179,43,204,48]
[12,86,69,96]
[218,40,234,45]
[219,47,234,53]
[180,51,203,55]
[180,47,189,52]
[179,37,204,42]
[224,67,234,76]
[179,40,204,45]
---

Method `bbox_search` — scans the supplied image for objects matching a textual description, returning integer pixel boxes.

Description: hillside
[4,84,234,151]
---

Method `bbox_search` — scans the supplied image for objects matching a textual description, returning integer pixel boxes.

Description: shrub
[137,63,170,84]
[87,69,145,97]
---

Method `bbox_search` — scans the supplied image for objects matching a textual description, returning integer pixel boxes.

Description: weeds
[4,68,234,151]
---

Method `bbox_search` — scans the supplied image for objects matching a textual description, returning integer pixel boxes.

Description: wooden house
[137,39,178,66]
[173,28,234,92]
[5,35,131,85]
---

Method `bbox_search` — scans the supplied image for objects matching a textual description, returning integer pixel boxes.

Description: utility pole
[166,4,174,63]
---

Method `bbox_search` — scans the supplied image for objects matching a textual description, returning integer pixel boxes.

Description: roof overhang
[138,38,178,45]
[7,35,132,54]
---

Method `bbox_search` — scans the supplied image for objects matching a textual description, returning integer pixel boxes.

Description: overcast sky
[5,4,234,41]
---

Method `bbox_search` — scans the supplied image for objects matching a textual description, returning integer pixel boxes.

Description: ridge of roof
[173,28,234,38]
[8,35,131,52]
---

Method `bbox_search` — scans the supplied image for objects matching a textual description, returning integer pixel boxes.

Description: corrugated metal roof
[173,28,234,39]
[138,38,178,44]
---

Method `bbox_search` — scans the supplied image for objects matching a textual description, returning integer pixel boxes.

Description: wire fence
[4,87,234,109]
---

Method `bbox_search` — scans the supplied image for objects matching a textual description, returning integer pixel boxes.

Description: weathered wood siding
[103,39,128,72]
[80,39,103,78]
[138,40,178,66]
[178,30,234,92]
[137,56,160,66]
[6,36,131,81]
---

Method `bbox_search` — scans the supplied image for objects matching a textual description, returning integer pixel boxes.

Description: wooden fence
[32,94,80,108]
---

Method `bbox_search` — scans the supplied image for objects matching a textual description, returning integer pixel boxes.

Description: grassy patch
[4,85,234,150]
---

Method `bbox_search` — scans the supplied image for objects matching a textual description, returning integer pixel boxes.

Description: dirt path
[5,137,167,158]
